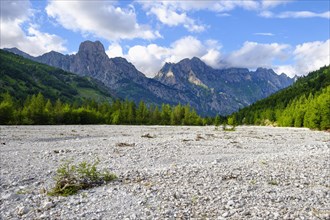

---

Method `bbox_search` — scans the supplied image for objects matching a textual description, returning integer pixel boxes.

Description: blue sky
[1,0,329,77]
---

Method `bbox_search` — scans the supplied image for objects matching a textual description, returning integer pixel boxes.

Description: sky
[0,0,329,78]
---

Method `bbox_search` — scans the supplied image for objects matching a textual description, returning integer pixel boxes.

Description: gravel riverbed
[0,125,329,219]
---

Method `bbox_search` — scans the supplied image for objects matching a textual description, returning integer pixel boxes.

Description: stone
[17,206,29,216]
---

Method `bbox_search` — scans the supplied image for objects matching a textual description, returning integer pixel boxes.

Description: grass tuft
[48,159,116,197]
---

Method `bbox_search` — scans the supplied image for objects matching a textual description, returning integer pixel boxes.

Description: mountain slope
[5,41,294,116]
[230,66,330,130]
[0,50,113,103]
[155,57,293,115]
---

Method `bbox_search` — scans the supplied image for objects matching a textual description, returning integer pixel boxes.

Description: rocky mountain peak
[78,40,106,56]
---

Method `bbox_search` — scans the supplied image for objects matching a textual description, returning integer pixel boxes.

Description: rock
[17,206,29,215]
[43,201,54,210]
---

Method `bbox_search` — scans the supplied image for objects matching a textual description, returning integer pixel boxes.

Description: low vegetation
[48,159,117,197]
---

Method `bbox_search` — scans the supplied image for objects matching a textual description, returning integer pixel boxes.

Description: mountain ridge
[0,49,114,103]
[4,41,294,115]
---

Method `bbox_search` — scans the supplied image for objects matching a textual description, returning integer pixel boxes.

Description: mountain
[230,65,330,130]
[0,49,113,103]
[155,57,293,115]
[7,42,186,107]
[5,41,294,116]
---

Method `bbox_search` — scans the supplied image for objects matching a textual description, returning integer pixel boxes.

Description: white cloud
[139,0,267,32]
[0,0,67,56]
[165,1,260,12]
[201,49,222,69]
[278,11,330,19]
[260,10,330,19]
[254,32,274,36]
[222,39,330,77]
[126,44,169,77]
[46,1,160,41]
[112,38,329,78]
[1,0,31,21]
[138,1,300,33]
[293,39,330,76]
[222,41,291,69]
[274,65,296,77]
[261,0,293,9]
[106,43,123,58]
[166,36,206,63]
[145,3,206,32]
[123,36,222,77]
[273,40,330,77]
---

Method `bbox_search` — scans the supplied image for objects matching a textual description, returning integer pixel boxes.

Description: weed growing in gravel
[16,189,30,195]
[48,159,117,197]
[250,179,257,185]
[268,179,279,186]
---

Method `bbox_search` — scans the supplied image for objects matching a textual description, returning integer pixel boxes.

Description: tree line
[231,86,330,130]
[0,92,220,125]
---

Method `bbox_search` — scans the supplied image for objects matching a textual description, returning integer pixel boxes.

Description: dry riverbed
[0,125,329,219]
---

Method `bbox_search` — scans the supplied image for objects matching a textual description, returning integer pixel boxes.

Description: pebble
[17,206,29,216]
[43,201,53,210]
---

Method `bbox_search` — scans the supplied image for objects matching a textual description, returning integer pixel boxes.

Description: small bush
[48,159,117,197]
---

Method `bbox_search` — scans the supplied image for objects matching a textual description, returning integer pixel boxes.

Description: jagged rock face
[70,41,112,78]
[155,57,294,115]
[38,51,71,71]
[5,42,294,116]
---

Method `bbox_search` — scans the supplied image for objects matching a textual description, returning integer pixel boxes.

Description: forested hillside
[0,50,113,103]
[0,93,209,125]
[230,66,330,130]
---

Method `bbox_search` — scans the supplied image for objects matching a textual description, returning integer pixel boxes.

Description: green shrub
[48,159,117,197]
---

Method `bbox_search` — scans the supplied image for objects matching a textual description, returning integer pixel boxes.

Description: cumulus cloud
[1,0,31,21]
[274,65,297,77]
[143,2,206,32]
[106,43,124,58]
[222,39,329,77]
[138,1,300,33]
[109,38,329,78]
[221,41,291,69]
[139,0,268,32]
[0,0,67,56]
[218,40,330,77]
[293,39,330,76]
[122,36,222,77]
[46,1,160,41]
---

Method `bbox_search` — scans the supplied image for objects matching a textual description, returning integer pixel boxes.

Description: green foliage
[231,66,330,130]
[48,159,117,197]
[0,92,206,125]
[0,49,112,104]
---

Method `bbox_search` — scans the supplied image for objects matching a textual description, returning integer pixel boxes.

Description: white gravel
[0,125,329,219]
